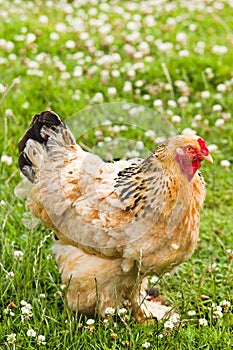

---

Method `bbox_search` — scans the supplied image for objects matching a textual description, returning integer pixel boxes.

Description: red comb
[197,138,209,156]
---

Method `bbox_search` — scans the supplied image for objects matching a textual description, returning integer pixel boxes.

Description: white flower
[208,144,218,152]
[169,313,180,323]
[86,318,95,325]
[39,15,49,25]
[182,128,196,135]
[188,310,196,316]
[201,90,210,99]
[55,22,67,33]
[194,114,202,121]
[50,32,59,40]
[0,83,6,94]
[37,335,46,345]
[189,23,197,31]
[212,104,222,112]
[5,108,13,117]
[167,100,177,108]
[135,141,144,150]
[26,33,36,44]
[142,341,151,348]
[150,276,159,284]
[123,81,132,93]
[22,102,29,109]
[7,333,16,344]
[27,328,37,337]
[118,308,127,315]
[177,96,188,107]
[73,66,83,78]
[220,160,230,169]
[92,92,104,103]
[107,87,117,96]
[65,40,76,49]
[199,318,208,326]
[176,32,187,44]
[105,307,115,315]
[216,84,227,93]
[215,118,224,127]
[1,154,13,165]
[164,320,174,329]
[172,115,181,124]
[153,99,163,108]
[6,271,14,278]
[212,45,228,55]
[145,130,155,138]
[13,250,24,261]
[179,49,189,57]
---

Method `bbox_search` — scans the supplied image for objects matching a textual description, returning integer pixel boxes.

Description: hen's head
[168,135,213,181]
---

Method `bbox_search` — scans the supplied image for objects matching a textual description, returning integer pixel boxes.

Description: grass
[0,0,233,349]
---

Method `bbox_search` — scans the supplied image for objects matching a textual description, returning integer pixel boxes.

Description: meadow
[0,0,232,349]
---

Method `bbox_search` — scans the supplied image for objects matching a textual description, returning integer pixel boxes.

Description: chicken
[16,110,213,320]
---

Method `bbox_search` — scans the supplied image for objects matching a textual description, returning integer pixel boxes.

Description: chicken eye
[187,147,193,152]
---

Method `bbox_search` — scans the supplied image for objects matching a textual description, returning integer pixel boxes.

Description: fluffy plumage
[16,111,213,319]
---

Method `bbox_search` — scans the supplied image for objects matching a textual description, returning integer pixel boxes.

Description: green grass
[0,1,232,349]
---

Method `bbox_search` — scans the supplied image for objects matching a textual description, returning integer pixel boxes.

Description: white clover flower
[27,329,36,337]
[215,118,224,127]
[145,130,155,138]
[199,318,208,326]
[92,92,104,103]
[179,49,189,57]
[105,307,115,315]
[216,84,227,93]
[212,45,228,55]
[39,15,49,25]
[142,341,151,348]
[107,87,117,97]
[55,22,67,33]
[208,144,218,152]
[153,99,163,108]
[201,90,210,99]
[138,41,150,55]
[86,318,95,325]
[65,40,76,49]
[7,333,16,344]
[5,108,14,117]
[22,102,29,109]
[37,335,46,345]
[220,160,230,169]
[13,250,24,261]
[172,115,181,124]
[188,310,196,316]
[178,96,189,107]
[194,114,202,121]
[182,128,197,135]
[189,23,197,31]
[50,32,59,40]
[0,83,6,94]
[26,33,36,44]
[123,81,132,93]
[111,69,120,77]
[164,320,174,329]
[176,32,187,44]
[220,300,231,312]
[170,313,180,323]
[39,293,46,299]
[135,141,144,150]
[213,104,222,112]
[126,150,140,158]
[167,100,177,108]
[1,154,13,166]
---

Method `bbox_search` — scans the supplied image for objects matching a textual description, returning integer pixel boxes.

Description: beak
[203,154,213,163]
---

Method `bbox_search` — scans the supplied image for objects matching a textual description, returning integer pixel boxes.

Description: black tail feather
[18,110,64,180]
